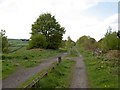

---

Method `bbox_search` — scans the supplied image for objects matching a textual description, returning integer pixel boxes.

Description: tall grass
[36,59,75,88]
[81,50,118,88]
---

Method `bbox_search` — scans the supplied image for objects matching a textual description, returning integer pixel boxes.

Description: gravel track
[70,47,88,88]
[2,53,67,88]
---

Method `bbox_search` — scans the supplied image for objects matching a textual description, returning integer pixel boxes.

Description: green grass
[8,39,28,46]
[2,47,63,79]
[80,50,118,88]
[35,59,75,88]
[8,39,28,53]
[2,60,16,79]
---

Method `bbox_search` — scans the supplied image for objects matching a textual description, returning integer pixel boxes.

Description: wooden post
[52,66,55,69]
[45,70,48,76]
[58,56,61,63]
[57,56,61,65]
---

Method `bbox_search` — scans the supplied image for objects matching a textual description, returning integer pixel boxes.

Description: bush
[0,30,9,53]
[28,34,47,49]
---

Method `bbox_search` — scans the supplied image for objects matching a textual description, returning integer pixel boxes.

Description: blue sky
[81,2,118,21]
[0,0,118,41]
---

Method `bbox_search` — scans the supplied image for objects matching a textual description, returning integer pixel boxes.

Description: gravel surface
[70,47,88,88]
[2,53,67,88]
[70,57,88,88]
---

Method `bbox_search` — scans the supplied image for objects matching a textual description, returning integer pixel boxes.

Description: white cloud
[64,13,118,41]
[0,0,118,41]
[104,14,117,25]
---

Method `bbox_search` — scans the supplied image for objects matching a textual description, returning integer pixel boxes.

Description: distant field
[8,39,28,53]
[2,39,64,79]
[8,39,28,45]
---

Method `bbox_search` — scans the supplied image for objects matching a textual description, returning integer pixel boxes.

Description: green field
[79,49,118,88]
[2,39,64,79]
[8,39,28,52]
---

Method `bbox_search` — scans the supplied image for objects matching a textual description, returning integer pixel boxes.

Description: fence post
[57,56,61,65]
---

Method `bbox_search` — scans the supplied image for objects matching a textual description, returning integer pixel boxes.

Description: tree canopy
[76,27,120,52]
[65,36,75,50]
[30,13,65,49]
[76,35,96,51]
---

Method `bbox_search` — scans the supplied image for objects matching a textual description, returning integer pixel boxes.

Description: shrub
[28,34,47,49]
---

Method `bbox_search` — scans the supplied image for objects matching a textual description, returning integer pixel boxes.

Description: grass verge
[18,62,57,88]
[18,59,75,88]
[35,59,75,88]
[81,50,118,88]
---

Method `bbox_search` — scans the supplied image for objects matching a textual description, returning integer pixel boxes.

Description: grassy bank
[35,59,75,88]
[2,47,63,79]
[80,49,118,88]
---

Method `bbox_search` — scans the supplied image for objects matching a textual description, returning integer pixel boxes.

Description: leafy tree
[76,35,96,51]
[98,27,120,51]
[76,27,120,54]
[104,31,120,50]
[28,34,47,49]
[65,36,75,54]
[65,36,74,50]
[0,30,9,53]
[59,40,67,49]
[31,13,65,49]
[97,38,107,52]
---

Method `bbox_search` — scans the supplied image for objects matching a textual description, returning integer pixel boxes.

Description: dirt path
[70,47,88,88]
[2,53,67,88]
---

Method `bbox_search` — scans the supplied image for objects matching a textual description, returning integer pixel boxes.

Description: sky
[0,0,119,41]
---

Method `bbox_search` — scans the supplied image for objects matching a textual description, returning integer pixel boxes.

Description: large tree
[30,13,65,49]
